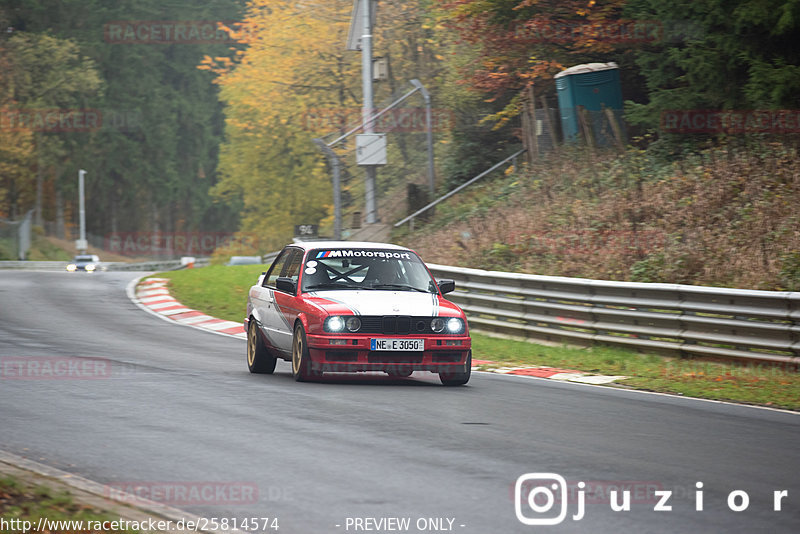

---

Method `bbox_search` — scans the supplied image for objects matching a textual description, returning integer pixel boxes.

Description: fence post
[540,96,559,152]
[18,210,33,260]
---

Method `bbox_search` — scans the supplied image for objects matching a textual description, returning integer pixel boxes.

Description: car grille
[358,316,439,335]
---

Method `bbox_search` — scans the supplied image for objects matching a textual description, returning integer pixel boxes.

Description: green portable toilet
[555,62,624,146]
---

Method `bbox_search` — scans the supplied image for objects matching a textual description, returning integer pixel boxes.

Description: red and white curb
[128,277,625,383]
[472,359,627,385]
[130,277,246,340]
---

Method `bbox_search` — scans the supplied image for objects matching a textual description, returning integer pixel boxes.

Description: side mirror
[275,277,297,294]
[437,279,456,294]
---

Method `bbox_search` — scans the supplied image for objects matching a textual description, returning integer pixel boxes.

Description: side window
[283,249,303,285]
[264,249,291,287]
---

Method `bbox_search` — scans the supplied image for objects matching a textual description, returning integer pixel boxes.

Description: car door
[269,248,304,352]
[251,248,292,353]
[259,247,302,354]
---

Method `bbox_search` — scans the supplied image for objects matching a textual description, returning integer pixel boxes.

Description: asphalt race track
[1,271,799,533]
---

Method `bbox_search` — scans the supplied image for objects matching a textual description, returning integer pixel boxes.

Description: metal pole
[78,169,87,253]
[313,139,342,240]
[361,0,377,223]
[410,79,435,194]
[394,148,526,228]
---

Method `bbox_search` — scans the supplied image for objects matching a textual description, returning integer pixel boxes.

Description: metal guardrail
[0,261,70,270]
[262,251,281,265]
[6,255,797,364]
[0,258,210,271]
[104,258,210,271]
[427,263,800,364]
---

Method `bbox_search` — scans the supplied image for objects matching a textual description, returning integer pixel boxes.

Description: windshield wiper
[305,283,373,291]
[370,283,430,293]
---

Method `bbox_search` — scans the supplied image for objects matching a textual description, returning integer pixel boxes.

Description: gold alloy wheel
[247,321,256,367]
[292,328,302,375]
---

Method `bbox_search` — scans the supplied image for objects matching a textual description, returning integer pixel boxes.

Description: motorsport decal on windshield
[315,249,414,260]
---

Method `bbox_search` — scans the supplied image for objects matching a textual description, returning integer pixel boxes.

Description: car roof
[288,241,412,252]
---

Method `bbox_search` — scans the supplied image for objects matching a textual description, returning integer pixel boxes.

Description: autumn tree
[5,0,244,243]
[200,0,357,249]
[1,31,102,228]
[203,0,451,246]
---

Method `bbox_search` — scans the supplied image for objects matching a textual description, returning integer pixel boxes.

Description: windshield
[302,249,436,293]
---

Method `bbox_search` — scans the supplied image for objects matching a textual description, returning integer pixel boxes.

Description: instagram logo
[514,473,570,525]
[514,472,790,524]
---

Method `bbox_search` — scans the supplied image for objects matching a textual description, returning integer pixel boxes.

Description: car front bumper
[306,333,472,373]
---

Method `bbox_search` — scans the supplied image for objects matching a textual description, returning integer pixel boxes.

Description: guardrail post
[790,293,800,360]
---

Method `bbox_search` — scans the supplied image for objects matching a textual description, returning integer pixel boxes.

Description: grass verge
[0,475,136,533]
[152,266,800,410]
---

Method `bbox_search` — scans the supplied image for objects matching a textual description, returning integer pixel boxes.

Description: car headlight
[431,318,445,333]
[446,317,465,334]
[345,317,361,332]
[66,264,76,272]
[325,316,345,333]
[325,316,361,333]
[85,264,96,272]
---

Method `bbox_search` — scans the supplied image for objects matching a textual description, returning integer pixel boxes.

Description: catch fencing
[426,264,800,364]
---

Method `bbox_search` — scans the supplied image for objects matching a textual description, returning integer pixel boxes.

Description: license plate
[370,338,425,351]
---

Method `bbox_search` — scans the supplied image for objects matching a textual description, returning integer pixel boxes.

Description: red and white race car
[245,241,472,385]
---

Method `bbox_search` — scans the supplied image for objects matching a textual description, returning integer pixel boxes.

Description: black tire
[439,350,471,386]
[292,322,321,382]
[247,319,277,374]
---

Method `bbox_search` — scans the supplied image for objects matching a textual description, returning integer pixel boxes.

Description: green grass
[471,335,800,409]
[150,266,800,410]
[26,237,73,261]
[0,235,73,261]
[0,476,138,533]
[158,264,267,323]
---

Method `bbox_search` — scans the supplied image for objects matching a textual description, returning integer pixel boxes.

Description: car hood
[305,290,461,317]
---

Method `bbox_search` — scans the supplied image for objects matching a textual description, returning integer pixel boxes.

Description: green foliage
[778,252,800,291]
[624,0,800,129]
[0,238,14,260]
[3,0,244,235]
[0,476,137,533]
[26,236,72,261]
[630,253,666,283]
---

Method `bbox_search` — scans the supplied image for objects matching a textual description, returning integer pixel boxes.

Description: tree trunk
[35,135,43,227]
[56,187,65,239]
